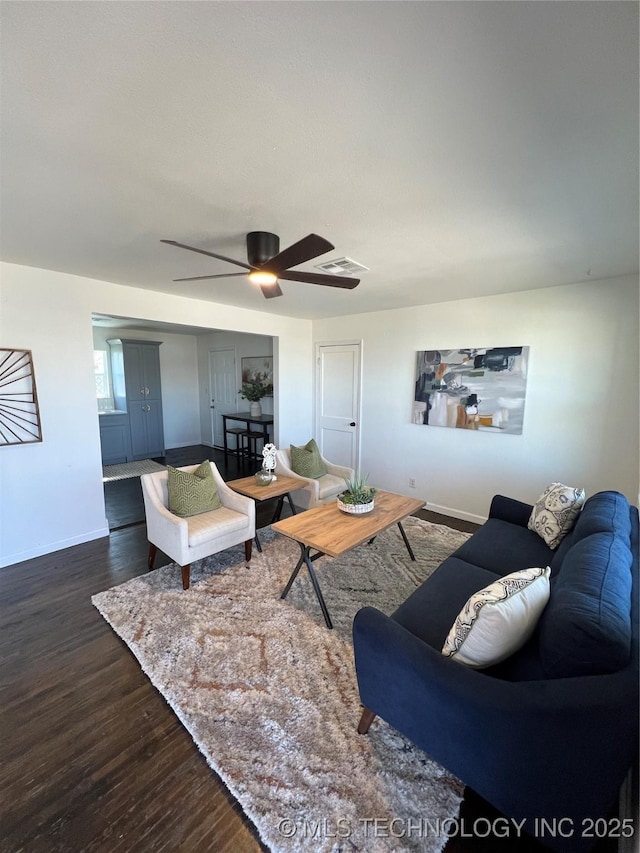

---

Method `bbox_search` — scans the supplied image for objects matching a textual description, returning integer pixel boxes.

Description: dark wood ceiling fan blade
[278,270,360,289]
[161,239,252,270]
[260,281,283,299]
[264,234,334,275]
[173,272,248,282]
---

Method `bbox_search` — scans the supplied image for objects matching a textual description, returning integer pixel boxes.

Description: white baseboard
[0,526,110,569]
[425,502,487,526]
[164,440,206,450]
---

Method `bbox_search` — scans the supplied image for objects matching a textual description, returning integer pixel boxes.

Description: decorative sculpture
[262,442,277,480]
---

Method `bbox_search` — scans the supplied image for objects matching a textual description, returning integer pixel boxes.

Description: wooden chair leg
[181,564,191,590]
[244,539,252,562]
[358,707,376,734]
[147,543,158,571]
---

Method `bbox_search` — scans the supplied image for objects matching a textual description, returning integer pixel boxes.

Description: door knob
[350,422,356,426]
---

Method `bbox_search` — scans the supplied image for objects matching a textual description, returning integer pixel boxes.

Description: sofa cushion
[484,634,547,681]
[187,506,250,547]
[452,518,555,577]
[290,438,327,479]
[392,558,500,650]
[442,567,550,668]
[528,482,585,549]
[572,491,632,542]
[550,492,632,575]
[167,461,221,517]
[539,532,633,677]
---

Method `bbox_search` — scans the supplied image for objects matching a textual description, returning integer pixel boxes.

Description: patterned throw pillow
[289,439,327,479]
[167,461,222,517]
[528,482,586,549]
[442,567,551,668]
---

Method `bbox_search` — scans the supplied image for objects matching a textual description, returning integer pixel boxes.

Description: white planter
[250,401,262,417]
[337,497,375,515]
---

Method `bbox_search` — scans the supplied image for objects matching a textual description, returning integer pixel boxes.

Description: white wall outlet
[409,477,416,488]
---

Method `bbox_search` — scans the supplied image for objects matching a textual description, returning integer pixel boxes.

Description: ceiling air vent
[314,257,369,276]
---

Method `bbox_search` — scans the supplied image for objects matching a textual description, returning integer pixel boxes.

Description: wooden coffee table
[227,475,302,552]
[272,490,425,628]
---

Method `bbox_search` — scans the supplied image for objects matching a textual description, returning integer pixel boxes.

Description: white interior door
[209,348,237,448]
[315,342,361,470]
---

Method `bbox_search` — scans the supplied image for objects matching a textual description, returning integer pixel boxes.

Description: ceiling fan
[161,231,360,299]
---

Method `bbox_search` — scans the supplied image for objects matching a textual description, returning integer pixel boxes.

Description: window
[94,350,110,399]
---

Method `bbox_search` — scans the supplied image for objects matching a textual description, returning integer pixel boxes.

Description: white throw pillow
[528,482,586,549]
[442,567,551,668]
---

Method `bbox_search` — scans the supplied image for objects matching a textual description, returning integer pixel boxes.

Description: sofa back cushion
[539,531,633,677]
[572,490,632,542]
[550,491,631,575]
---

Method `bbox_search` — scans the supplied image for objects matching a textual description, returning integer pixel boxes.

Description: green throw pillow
[289,438,327,479]
[167,461,222,517]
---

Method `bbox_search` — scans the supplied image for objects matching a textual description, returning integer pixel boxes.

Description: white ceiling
[1,1,638,320]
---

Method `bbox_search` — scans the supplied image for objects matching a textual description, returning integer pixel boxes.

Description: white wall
[0,262,312,567]
[92,326,201,449]
[0,269,108,564]
[313,275,639,522]
[196,331,275,446]
[1,261,636,567]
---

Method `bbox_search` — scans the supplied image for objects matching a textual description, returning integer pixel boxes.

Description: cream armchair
[275,447,355,510]
[141,461,255,590]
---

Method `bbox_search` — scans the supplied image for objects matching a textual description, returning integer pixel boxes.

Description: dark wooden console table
[221,412,274,466]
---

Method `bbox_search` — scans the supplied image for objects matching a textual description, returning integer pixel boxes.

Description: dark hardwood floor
[1,523,265,852]
[1,447,616,852]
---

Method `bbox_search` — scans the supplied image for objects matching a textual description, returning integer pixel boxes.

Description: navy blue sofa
[353,491,639,851]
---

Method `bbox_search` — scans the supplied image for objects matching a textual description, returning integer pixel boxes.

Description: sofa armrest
[489,494,533,527]
[353,606,638,846]
[143,496,189,557]
[208,463,255,519]
[217,480,256,519]
[323,459,354,481]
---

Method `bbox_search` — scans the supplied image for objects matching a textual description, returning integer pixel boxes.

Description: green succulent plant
[339,473,377,505]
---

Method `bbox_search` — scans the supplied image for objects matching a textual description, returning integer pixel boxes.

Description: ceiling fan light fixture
[248,270,278,286]
[163,232,357,299]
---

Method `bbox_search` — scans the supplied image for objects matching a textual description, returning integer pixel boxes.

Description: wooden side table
[226,475,302,552]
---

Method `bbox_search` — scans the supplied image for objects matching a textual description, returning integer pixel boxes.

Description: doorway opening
[92,314,276,529]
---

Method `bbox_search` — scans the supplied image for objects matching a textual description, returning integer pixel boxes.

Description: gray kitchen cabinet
[99,412,131,465]
[128,400,164,458]
[108,339,165,460]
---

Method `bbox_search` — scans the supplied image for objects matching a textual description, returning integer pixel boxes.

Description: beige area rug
[102,459,166,482]
[92,518,470,852]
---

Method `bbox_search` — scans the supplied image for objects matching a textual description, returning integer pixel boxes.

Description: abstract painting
[413,347,529,435]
